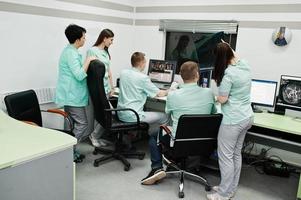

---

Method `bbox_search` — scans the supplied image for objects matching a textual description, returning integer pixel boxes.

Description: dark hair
[213,43,234,86]
[180,61,199,81]
[65,24,86,44]
[93,29,114,59]
[131,52,145,67]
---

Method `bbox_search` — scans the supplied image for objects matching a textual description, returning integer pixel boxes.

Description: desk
[247,113,301,154]
[246,112,301,200]
[0,110,77,200]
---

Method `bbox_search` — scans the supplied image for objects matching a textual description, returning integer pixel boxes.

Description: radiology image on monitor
[277,75,301,109]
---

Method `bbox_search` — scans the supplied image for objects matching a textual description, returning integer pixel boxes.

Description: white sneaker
[211,186,235,199]
[89,136,107,147]
[206,193,229,200]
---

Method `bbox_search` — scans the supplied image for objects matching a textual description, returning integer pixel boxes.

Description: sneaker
[206,192,230,200]
[89,135,108,147]
[165,165,178,172]
[141,168,166,185]
[212,186,235,199]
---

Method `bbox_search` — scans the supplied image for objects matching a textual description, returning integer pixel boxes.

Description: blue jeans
[149,133,170,169]
[142,111,169,136]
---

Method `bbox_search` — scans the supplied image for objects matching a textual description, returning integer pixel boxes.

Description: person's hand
[109,88,115,97]
[87,56,97,62]
[170,81,179,91]
[83,56,97,72]
[84,56,97,66]
[221,39,230,46]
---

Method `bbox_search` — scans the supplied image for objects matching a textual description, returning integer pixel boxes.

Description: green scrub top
[87,46,111,94]
[117,67,159,122]
[55,44,88,107]
[166,83,217,137]
[218,59,254,125]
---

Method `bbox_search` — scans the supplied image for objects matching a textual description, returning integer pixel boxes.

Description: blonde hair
[131,52,145,67]
[180,61,199,81]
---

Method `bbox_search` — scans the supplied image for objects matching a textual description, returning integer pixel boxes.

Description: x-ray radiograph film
[278,79,301,106]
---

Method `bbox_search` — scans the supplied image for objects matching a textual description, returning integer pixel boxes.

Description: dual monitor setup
[147,59,301,115]
[147,59,213,89]
[251,75,301,114]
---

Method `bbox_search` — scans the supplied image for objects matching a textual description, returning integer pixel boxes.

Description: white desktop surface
[0,110,76,170]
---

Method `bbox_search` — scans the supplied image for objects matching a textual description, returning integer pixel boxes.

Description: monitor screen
[276,75,301,111]
[199,67,213,88]
[147,59,176,84]
[251,79,277,107]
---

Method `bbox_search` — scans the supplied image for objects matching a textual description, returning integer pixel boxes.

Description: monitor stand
[273,104,286,115]
[251,103,263,113]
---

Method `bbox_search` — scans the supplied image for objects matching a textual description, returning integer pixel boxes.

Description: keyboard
[153,83,170,90]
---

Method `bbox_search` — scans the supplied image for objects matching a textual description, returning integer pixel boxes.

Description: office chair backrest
[87,60,112,129]
[173,114,223,157]
[4,90,42,126]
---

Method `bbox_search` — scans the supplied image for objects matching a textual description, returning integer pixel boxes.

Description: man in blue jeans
[141,61,217,185]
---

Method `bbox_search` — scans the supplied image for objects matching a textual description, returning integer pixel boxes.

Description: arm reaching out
[221,39,238,58]
[156,90,168,97]
[83,56,97,72]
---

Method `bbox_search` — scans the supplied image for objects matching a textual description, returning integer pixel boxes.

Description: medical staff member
[55,24,96,162]
[207,41,253,200]
[87,29,115,147]
[141,61,217,185]
[117,52,168,135]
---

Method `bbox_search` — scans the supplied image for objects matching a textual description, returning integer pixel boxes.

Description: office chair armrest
[105,108,140,124]
[160,125,175,140]
[22,120,39,126]
[45,109,68,117]
[41,109,73,131]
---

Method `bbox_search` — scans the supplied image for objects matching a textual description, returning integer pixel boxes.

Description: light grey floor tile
[76,141,299,200]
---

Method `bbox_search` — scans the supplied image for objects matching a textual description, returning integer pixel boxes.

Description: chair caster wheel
[93,162,99,167]
[124,165,130,171]
[178,191,184,198]
[205,184,211,192]
[138,155,145,160]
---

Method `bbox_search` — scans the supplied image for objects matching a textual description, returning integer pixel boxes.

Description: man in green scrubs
[117,52,169,136]
[141,61,217,185]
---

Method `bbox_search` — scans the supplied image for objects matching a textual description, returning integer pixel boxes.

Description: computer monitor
[199,67,213,88]
[147,59,176,84]
[275,75,301,114]
[251,79,278,112]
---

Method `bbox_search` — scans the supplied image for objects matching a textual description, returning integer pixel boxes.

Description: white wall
[0,10,133,94]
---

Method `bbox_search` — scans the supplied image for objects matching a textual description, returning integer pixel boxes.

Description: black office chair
[87,60,149,171]
[4,89,73,133]
[159,114,223,198]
